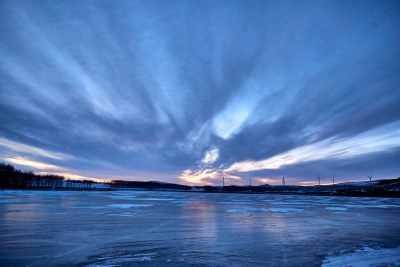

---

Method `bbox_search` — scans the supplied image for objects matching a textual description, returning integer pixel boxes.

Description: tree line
[0,163,94,190]
[110,180,192,190]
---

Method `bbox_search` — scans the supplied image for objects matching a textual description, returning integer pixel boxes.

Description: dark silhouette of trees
[110,180,191,190]
[0,163,94,190]
[0,163,65,189]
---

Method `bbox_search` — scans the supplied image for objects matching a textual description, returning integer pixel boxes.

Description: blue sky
[1,0,399,185]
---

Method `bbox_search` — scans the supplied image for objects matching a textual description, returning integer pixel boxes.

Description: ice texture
[323,246,400,267]
[0,190,399,266]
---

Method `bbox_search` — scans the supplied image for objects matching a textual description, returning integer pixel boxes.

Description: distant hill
[195,178,400,197]
[108,180,192,191]
[257,178,400,197]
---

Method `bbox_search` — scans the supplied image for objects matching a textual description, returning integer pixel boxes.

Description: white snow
[219,201,254,205]
[134,198,176,201]
[86,252,156,266]
[266,207,304,212]
[326,207,348,211]
[337,181,380,186]
[170,200,209,203]
[108,213,139,217]
[105,195,137,200]
[91,183,111,189]
[342,204,398,209]
[107,204,153,208]
[226,208,265,212]
[106,195,176,201]
[323,246,400,267]
[271,202,312,205]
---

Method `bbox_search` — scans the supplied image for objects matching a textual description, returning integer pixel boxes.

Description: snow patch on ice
[322,246,400,267]
[342,204,400,209]
[134,198,176,201]
[86,252,156,266]
[107,204,153,208]
[326,207,348,211]
[170,200,209,203]
[266,208,304,212]
[227,208,265,212]
[0,200,22,203]
[108,213,139,217]
[75,206,105,209]
[271,202,312,205]
[338,181,380,186]
[219,201,253,205]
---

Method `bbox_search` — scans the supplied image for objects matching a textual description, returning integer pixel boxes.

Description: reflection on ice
[0,190,399,266]
[226,207,304,213]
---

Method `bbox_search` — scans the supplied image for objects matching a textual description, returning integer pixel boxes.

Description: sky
[1,0,399,186]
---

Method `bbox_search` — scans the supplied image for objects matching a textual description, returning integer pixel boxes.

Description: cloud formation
[4,156,65,171]
[0,0,399,185]
[225,122,400,173]
[201,148,219,165]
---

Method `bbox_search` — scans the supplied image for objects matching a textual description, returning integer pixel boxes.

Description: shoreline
[1,187,399,198]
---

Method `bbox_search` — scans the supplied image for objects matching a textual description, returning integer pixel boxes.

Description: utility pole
[366,175,373,182]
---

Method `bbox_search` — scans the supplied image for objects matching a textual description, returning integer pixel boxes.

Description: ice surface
[226,207,304,212]
[322,246,400,267]
[107,204,153,208]
[266,207,304,212]
[226,208,267,212]
[169,200,209,203]
[219,201,254,204]
[85,252,157,266]
[0,190,399,266]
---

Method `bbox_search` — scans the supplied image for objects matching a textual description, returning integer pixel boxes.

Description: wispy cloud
[180,168,240,185]
[3,156,65,171]
[36,171,106,182]
[201,148,219,165]
[225,122,400,173]
[0,138,71,160]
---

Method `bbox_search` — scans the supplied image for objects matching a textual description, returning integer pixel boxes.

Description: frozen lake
[1,190,400,266]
